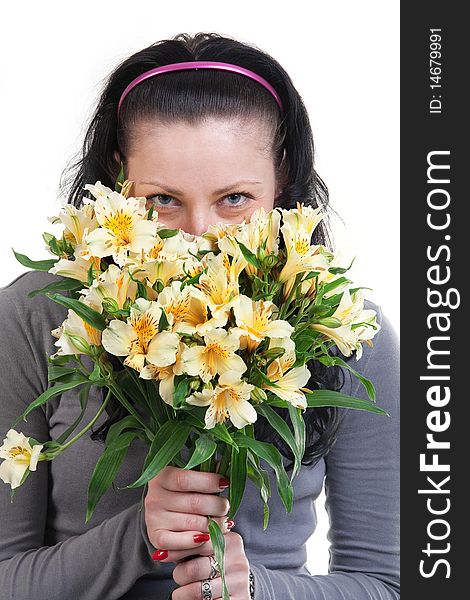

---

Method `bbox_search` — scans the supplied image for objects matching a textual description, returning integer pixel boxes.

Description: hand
[144,465,233,559]
[171,531,252,600]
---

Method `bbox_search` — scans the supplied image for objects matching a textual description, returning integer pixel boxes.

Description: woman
[0,33,399,599]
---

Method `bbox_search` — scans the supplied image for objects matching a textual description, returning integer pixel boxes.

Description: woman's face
[124,117,280,236]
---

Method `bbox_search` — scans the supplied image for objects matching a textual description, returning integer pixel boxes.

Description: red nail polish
[152,549,168,561]
[226,519,235,529]
[219,477,230,488]
[194,533,210,543]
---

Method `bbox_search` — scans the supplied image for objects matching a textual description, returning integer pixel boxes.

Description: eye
[219,192,254,209]
[146,194,179,208]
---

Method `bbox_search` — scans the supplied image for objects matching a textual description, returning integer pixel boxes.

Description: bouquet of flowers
[1,171,386,600]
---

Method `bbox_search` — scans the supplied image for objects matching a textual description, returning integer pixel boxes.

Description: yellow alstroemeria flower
[51,294,103,356]
[280,203,325,239]
[190,253,240,334]
[352,309,381,360]
[48,203,99,259]
[157,280,209,335]
[101,298,180,373]
[182,328,246,383]
[82,263,138,310]
[217,207,281,277]
[186,371,256,429]
[140,340,187,405]
[84,186,157,267]
[231,295,294,352]
[307,287,373,358]
[0,429,44,489]
[49,255,102,284]
[136,229,199,264]
[262,337,310,409]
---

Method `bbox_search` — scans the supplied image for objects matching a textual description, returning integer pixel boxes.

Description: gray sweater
[0,270,399,599]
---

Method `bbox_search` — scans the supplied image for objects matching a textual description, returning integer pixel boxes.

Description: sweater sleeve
[249,304,400,599]
[0,278,159,600]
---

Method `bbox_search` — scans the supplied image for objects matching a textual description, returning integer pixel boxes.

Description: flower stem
[44,388,112,457]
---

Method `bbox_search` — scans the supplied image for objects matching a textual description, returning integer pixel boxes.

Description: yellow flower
[231,295,293,352]
[140,340,187,405]
[49,255,102,284]
[101,298,180,373]
[84,186,157,267]
[215,207,281,278]
[352,309,381,360]
[280,203,325,239]
[262,337,310,409]
[51,294,102,356]
[277,204,329,293]
[157,280,209,336]
[310,288,370,357]
[186,371,256,429]
[48,203,99,259]
[0,429,43,489]
[190,253,240,333]
[182,328,246,383]
[82,264,138,310]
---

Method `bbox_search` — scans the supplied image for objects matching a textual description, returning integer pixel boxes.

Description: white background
[0,1,399,576]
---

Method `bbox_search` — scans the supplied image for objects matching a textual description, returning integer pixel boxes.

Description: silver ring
[201,578,212,599]
[208,554,220,579]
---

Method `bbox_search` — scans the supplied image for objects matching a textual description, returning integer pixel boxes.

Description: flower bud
[64,332,91,354]
[250,387,267,403]
[102,297,120,314]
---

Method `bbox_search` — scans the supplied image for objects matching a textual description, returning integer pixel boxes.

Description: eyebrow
[139,179,263,196]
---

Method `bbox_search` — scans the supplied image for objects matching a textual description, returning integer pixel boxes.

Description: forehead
[127,117,274,180]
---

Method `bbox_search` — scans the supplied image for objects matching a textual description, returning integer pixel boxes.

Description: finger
[154,539,215,563]
[158,487,230,517]
[151,509,235,534]
[151,529,212,551]
[172,576,223,600]
[161,465,230,493]
[173,554,215,586]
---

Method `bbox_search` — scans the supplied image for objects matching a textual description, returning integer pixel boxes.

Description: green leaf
[255,404,302,479]
[56,384,91,445]
[156,228,179,239]
[46,293,107,331]
[173,375,190,408]
[12,249,57,272]
[210,423,239,449]
[208,518,230,600]
[305,389,388,415]
[125,421,192,488]
[227,445,247,521]
[105,415,143,447]
[316,355,376,402]
[236,240,262,269]
[27,277,83,298]
[246,451,271,530]
[86,431,138,523]
[115,162,125,192]
[48,365,81,382]
[11,372,89,428]
[287,404,306,479]
[328,256,356,275]
[183,434,217,470]
[319,276,351,298]
[158,308,170,332]
[232,432,293,513]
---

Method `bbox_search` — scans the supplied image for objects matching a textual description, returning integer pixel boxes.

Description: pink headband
[117,60,284,117]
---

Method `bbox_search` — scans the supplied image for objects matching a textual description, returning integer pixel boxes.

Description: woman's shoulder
[0,270,69,344]
[360,298,399,371]
[346,297,400,415]
[1,269,62,300]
